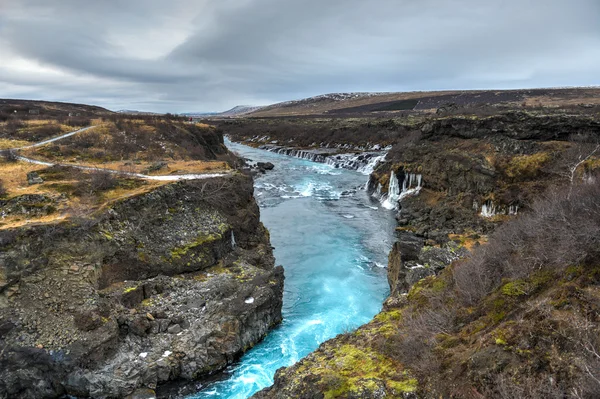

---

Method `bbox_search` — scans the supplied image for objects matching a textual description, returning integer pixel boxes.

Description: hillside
[245,88,600,118]
[0,99,113,119]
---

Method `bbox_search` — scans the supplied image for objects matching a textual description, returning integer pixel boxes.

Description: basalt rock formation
[0,174,284,399]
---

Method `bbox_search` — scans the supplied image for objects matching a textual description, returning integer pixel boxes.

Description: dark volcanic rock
[256,162,275,171]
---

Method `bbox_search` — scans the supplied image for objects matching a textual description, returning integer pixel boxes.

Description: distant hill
[116,109,161,116]
[0,99,113,118]
[219,105,265,117]
[246,88,600,117]
[181,105,265,118]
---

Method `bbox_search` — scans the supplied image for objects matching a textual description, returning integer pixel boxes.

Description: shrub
[0,149,18,163]
[0,179,7,197]
[453,180,600,305]
[73,170,117,196]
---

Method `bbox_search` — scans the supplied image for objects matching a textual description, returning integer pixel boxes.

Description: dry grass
[0,213,69,230]
[0,160,172,230]
[449,232,488,251]
[0,117,232,229]
[523,92,600,107]
[0,138,31,149]
[0,161,48,195]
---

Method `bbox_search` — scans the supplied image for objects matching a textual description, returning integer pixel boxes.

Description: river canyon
[188,140,396,398]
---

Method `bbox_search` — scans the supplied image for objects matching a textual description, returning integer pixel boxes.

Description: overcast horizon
[1,0,599,113]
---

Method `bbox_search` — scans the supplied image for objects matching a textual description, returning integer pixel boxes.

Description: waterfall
[375,172,423,210]
[259,145,386,173]
[479,201,518,217]
[231,230,236,249]
[382,171,400,210]
[398,173,423,202]
[358,153,387,175]
[480,201,496,218]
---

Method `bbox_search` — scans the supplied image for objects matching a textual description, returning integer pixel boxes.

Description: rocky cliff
[0,173,284,399]
[252,111,600,398]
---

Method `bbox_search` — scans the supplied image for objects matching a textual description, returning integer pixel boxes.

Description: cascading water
[382,171,400,210]
[378,172,423,210]
[480,201,496,218]
[186,140,396,399]
[259,145,387,174]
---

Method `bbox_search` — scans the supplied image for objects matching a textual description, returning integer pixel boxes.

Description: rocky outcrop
[0,173,284,399]
[421,111,600,141]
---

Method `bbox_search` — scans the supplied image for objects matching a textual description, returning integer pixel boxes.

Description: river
[188,141,396,398]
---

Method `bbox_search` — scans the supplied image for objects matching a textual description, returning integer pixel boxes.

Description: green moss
[407,276,448,308]
[374,309,403,323]
[101,231,113,240]
[170,232,222,260]
[141,298,155,307]
[506,152,551,180]
[501,280,530,296]
[319,345,417,398]
[490,311,507,324]
[388,378,418,393]
[437,334,461,349]
[495,338,508,346]
[123,285,138,294]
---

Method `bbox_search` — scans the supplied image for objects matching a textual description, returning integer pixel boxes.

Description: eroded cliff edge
[0,173,284,399]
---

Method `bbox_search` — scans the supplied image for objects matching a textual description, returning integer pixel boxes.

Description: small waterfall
[480,201,496,218]
[358,153,387,175]
[479,201,518,217]
[382,171,401,210]
[231,230,236,249]
[262,146,327,163]
[379,172,423,210]
[260,145,387,173]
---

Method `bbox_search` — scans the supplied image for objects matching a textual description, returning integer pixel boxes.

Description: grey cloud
[0,0,599,112]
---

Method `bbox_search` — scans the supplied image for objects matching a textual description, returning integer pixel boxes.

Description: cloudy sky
[0,0,598,112]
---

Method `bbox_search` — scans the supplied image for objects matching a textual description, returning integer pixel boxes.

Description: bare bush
[453,181,600,305]
[0,149,19,163]
[0,179,7,197]
[74,170,118,196]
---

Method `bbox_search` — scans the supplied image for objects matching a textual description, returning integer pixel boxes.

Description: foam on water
[188,140,395,399]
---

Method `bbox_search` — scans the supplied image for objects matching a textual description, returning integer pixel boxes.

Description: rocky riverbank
[0,173,284,399]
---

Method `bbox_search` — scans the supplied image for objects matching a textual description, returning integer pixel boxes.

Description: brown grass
[0,138,31,149]
[85,160,230,176]
[0,160,171,230]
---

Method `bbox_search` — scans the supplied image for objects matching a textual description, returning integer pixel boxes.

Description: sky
[0,0,599,113]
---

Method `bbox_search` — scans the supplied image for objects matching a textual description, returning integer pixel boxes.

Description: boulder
[27,172,44,185]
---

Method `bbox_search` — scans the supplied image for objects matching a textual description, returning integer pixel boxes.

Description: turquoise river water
[189,141,396,398]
